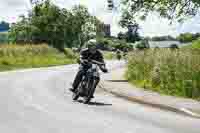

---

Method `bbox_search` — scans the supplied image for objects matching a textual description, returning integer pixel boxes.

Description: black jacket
[80,48,104,63]
[79,48,107,72]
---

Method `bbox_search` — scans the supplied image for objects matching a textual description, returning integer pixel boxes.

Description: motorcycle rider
[116,49,121,60]
[69,39,108,95]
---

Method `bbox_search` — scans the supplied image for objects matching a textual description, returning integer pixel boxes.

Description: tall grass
[0,44,76,71]
[126,49,200,100]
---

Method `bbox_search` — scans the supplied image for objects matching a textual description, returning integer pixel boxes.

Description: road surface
[0,61,199,133]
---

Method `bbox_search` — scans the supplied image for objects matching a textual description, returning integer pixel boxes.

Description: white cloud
[0,0,200,37]
[0,0,30,22]
[176,14,200,34]
[138,13,180,37]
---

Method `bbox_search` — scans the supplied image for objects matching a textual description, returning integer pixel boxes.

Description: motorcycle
[116,51,122,60]
[117,54,122,60]
[72,59,106,104]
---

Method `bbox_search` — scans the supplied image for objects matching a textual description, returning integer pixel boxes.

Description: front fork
[93,77,100,90]
[85,76,100,96]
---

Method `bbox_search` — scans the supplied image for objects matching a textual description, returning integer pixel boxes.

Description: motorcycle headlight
[92,64,97,69]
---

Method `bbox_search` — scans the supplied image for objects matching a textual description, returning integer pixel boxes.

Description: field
[126,48,200,100]
[0,44,77,71]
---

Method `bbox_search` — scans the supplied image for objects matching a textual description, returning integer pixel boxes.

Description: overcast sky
[0,0,200,37]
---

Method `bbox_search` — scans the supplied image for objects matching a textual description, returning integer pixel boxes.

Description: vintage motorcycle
[72,59,107,104]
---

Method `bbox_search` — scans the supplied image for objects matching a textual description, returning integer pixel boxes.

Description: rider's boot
[69,87,76,93]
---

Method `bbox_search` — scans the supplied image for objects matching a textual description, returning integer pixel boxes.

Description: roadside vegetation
[8,0,100,51]
[102,51,116,60]
[0,44,76,71]
[0,32,8,44]
[0,1,97,71]
[126,48,200,100]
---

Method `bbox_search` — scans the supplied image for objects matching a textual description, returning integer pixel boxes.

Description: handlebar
[91,60,105,65]
[82,59,105,65]
[81,59,108,73]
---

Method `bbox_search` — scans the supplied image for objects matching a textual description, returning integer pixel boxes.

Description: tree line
[144,33,200,42]
[177,33,200,43]
[8,0,100,51]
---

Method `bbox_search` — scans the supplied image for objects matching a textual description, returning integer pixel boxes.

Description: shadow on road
[77,100,112,106]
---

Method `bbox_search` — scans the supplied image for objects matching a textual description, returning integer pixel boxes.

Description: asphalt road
[0,61,199,133]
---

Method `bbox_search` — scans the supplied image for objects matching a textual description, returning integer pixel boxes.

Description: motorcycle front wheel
[83,79,95,104]
[72,83,82,101]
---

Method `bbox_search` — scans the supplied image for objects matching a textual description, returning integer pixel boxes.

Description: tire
[72,82,82,101]
[83,79,95,104]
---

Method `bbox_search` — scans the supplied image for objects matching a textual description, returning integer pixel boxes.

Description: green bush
[177,33,197,43]
[135,40,150,50]
[64,48,78,59]
[126,49,200,100]
[184,39,200,49]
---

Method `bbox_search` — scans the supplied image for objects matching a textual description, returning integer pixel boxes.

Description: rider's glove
[100,64,108,73]
[102,68,108,73]
[81,60,92,68]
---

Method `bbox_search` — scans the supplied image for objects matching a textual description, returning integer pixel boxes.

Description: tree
[9,0,100,51]
[177,33,194,42]
[117,32,125,40]
[9,15,32,43]
[125,23,141,43]
[119,10,141,43]
[176,32,200,42]
[120,0,200,22]
[9,0,65,47]
[71,6,99,48]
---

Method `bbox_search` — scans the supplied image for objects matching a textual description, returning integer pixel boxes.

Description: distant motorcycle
[117,54,122,60]
[72,60,106,104]
[116,50,121,60]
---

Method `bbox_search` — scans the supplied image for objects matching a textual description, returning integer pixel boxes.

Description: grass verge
[0,44,77,71]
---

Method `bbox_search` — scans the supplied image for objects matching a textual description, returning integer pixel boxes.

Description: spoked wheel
[83,79,95,104]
